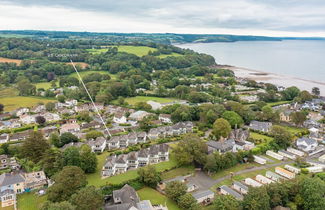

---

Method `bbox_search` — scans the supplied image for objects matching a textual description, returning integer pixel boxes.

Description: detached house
[296,137,318,153]
[249,121,272,132]
[24,171,48,190]
[279,110,293,122]
[0,173,25,194]
[113,112,127,124]
[159,114,172,124]
[60,123,80,134]
[88,137,107,153]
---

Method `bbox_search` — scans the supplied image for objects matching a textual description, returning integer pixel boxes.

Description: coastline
[221,65,325,96]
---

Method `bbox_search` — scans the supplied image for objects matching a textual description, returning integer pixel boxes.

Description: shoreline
[219,65,325,96]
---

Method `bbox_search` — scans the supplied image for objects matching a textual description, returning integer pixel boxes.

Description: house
[266,171,283,182]
[296,137,318,153]
[0,173,25,194]
[192,190,215,204]
[232,181,249,194]
[80,121,102,129]
[113,112,127,124]
[253,155,267,165]
[275,167,295,179]
[60,123,80,134]
[88,137,107,153]
[0,113,11,120]
[278,150,296,160]
[159,114,172,124]
[218,186,243,200]
[255,174,274,184]
[306,160,325,169]
[266,150,284,160]
[9,132,30,142]
[249,121,272,132]
[0,155,21,171]
[284,165,301,174]
[244,178,263,187]
[129,110,151,121]
[41,126,58,138]
[147,101,163,110]
[16,108,29,117]
[158,175,194,192]
[207,139,235,154]
[279,110,293,122]
[24,171,48,190]
[0,134,9,144]
[19,114,36,124]
[286,147,305,157]
[229,129,250,142]
[0,189,16,208]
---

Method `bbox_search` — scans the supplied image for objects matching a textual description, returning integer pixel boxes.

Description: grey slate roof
[0,173,25,187]
[233,181,249,191]
[192,190,214,199]
[297,137,317,145]
[219,185,243,200]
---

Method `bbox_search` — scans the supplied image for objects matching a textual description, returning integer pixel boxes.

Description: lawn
[277,125,307,135]
[161,166,195,180]
[87,45,157,57]
[69,70,117,80]
[0,97,56,112]
[0,87,18,97]
[86,152,178,187]
[249,132,274,143]
[119,96,177,106]
[35,81,59,90]
[137,187,180,210]
[17,192,47,210]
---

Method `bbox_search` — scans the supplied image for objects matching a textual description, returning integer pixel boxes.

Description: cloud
[1,0,325,36]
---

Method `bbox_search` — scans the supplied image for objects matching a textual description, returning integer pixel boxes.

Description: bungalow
[232,181,249,194]
[275,167,295,179]
[128,110,151,121]
[306,160,325,169]
[266,171,283,182]
[244,178,263,187]
[10,132,29,142]
[60,123,80,134]
[266,150,284,160]
[41,126,58,138]
[284,165,301,174]
[159,114,172,124]
[278,150,296,160]
[113,112,127,124]
[318,154,325,162]
[207,139,235,154]
[19,114,36,124]
[218,186,243,200]
[249,121,272,132]
[255,174,274,184]
[80,121,102,129]
[296,137,318,153]
[192,190,215,204]
[16,108,29,117]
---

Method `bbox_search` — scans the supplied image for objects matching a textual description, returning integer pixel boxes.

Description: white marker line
[70,60,111,137]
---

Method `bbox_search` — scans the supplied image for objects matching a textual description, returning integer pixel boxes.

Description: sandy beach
[224,66,325,96]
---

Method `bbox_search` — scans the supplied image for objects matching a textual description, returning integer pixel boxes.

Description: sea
[176,40,325,83]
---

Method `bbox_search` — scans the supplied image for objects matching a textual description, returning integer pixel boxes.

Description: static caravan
[306,166,323,173]
[287,147,305,157]
[278,150,296,160]
[284,165,301,174]
[253,155,267,165]
[192,190,215,204]
[232,181,249,194]
[255,174,274,184]
[275,167,295,179]
[219,185,244,200]
[319,154,325,163]
[306,160,325,169]
[266,150,284,160]
[244,178,263,187]
[266,171,283,182]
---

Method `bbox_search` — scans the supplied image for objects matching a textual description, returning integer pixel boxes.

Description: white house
[266,171,283,182]
[306,166,323,173]
[159,114,172,124]
[16,108,29,117]
[113,113,127,124]
[266,150,284,160]
[192,190,215,204]
[296,137,318,153]
[60,123,80,134]
[278,150,296,160]
[319,154,325,163]
[88,137,106,153]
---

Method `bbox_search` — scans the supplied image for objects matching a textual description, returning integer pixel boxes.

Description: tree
[165,181,187,202]
[139,116,154,132]
[45,102,55,111]
[243,186,270,210]
[62,147,81,167]
[296,90,313,103]
[212,118,231,140]
[290,111,307,127]
[178,193,199,210]
[213,194,241,210]
[222,111,244,128]
[85,130,103,140]
[76,111,92,123]
[57,95,66,103]
[0,104,4,113]
[282,86,300,100]
[270,125,292,148]
[40,148,63,177]
[35,115,46,125]
[312,87,320,96]
[135,102,152,111]
[138,165,161,188]
[300,177,325,210]
[22,131,50,163]
[17,79,36,96]
[41,201,76,210]
[70,186,103,210]
[173,134,207,166]
[47,166,87,202]
[79,145,97,173]
[59,132,79,147]
[260,106,279,122]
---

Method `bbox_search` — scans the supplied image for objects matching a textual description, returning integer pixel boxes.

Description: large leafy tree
[178,193,199,210]
[47,166,87,202]
[212,118,231,140]
[270,125,292,149]
[213,194,241,210]
[41,201,76,210]
[70,186,103,210]
[300,177,325,210]
[22,131,50,163]
[165,181,187,202]
[282,86,300,100]
[222,111,244,128]
[137,165,161,188]
[243,186,270,210]
[79,145,97,173]
[40,148,63,177]
[290,111,307,127]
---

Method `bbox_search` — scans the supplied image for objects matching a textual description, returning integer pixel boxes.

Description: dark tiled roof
[0,173,25,187]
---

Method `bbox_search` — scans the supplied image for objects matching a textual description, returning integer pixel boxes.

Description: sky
[1,0,325,37]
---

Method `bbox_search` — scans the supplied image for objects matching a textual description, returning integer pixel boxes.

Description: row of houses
[102,144,169,177]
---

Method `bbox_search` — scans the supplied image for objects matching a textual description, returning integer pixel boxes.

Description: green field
[137,187,180,210]
[249,132,274,143]
[87,152,178,187]
[0,96,56,111]
[157,52,182,58]
[211,162,260,180]
[87,45,157,57]
[17,192,47,210]
[69,70,117,80]
[35,81,59,90]
[0,87,18,97]
[161,166,195,180]
[277,125,307,135]
[117,96,177,106]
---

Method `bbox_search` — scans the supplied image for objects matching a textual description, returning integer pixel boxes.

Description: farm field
[35,81,59,90]
[157,52,182,58]
[69,70,117,80]
[0,96,56,111]
[0,87,18,98]
[0,57,22,65]
[137,187,180,210]
[17,192,47,210]
[66,62,89,69]
[87,45,157,57]
[120,96,178,105]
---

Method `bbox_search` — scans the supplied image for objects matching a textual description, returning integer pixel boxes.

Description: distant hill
[0,30,324,44]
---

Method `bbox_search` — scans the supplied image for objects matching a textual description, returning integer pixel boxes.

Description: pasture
[0,57,22,65]
[87,45,157,57]
[122,96,177,105]
[0,96,56,111]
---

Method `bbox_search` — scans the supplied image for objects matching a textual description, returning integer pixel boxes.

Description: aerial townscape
[0,1,325,209]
